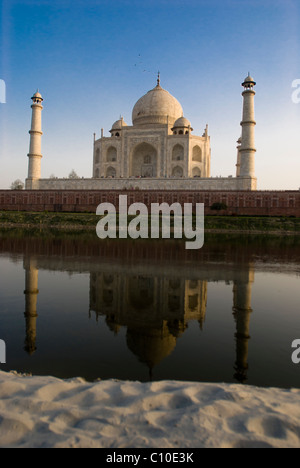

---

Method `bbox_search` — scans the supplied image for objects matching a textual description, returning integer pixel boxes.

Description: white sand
[0,371,299,448]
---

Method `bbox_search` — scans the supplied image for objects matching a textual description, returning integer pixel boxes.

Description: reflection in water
[232,273,254,383]
[90,273,208,379]
[1,232,299,385]
[14,233,267,383]
[24,258,39,355]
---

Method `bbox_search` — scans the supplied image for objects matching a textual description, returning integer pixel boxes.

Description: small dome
[172,116,191,128]
[31,90,43,101]
[132,83,183,126]
[242,74,256,87]
[110,117,127,132]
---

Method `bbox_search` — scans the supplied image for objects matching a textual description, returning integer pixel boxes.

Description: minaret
[236,137,242,177]
[26,90,43,189]
[239,74,256,178]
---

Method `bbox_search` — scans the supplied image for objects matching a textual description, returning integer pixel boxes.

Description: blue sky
[0,0,300,189]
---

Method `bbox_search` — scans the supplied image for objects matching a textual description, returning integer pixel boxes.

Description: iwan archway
[130,142,158,178]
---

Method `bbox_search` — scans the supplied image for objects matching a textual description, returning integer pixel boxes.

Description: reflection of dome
[126,323,177,370]
[132,84,183,126]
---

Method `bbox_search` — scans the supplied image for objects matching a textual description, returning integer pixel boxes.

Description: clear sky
[0,0,299,190]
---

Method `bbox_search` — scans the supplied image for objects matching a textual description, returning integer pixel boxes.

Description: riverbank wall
[0,189,300,217]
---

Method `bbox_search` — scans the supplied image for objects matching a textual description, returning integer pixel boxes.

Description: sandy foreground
[0,371,300,448]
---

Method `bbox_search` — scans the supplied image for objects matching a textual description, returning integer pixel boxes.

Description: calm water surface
[0,230,299,388]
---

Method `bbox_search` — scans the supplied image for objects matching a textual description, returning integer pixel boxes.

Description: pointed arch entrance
[130,142,158,178]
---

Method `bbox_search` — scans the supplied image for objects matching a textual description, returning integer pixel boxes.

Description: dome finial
[157,71,160,87]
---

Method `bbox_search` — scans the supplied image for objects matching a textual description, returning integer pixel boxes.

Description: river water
[0,229,299,388]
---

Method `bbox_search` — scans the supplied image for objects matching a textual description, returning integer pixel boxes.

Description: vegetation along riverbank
[0,211,299,236]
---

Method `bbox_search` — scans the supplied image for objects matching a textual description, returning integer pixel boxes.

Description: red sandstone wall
[0,190,299,216]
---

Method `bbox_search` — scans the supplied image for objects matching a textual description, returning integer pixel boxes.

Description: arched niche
[172,144,184,161]
[192,167,201,178]
[172,166,183,177]
[130,142,157,177]
[107,146,117,163]
[106,166,116,178]
[192,145,202,162]
[95,148,100,164]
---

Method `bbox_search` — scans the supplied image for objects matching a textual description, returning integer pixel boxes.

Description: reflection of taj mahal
[90,273,208,374]
[21,241,255,383]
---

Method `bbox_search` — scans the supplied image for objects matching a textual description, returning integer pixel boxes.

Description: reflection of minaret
[232,269,254,383]
[24,258,39,355]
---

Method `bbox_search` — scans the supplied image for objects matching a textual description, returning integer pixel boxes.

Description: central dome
[132,83,183,126]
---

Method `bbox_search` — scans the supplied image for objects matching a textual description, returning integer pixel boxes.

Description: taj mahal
[25,73,257,192]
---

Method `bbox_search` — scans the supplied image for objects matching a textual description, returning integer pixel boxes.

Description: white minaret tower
[239,74,256,179]
[26,90,43,189]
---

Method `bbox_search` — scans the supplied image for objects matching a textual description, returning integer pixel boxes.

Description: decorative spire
[157,71,160,87]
